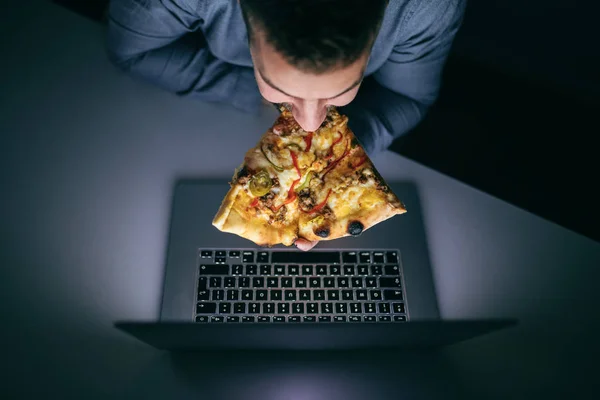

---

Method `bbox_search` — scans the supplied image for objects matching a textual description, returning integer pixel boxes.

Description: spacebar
[271,251,340,264]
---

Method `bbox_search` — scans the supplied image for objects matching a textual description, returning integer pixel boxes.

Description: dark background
[53,0,600,243]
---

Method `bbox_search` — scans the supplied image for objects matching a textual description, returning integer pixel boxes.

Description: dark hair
[240,0,387,74]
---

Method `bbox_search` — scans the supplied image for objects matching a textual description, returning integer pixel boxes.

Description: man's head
[240,0,387,131]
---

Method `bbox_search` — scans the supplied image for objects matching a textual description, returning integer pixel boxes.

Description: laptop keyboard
[195,249,408,323]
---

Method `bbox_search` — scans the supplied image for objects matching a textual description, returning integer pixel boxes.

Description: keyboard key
[260,264,271,275]
[384,290,403,300]
[307,303,318,313]
[335,303,348,313]
[378,303,391,314]
[379,316,392,322]
[364,316,376,322]
[342,251,357,263]
[289,316,301,322]
[319,316,332,322]
[232,265,243,275]
[198,277,208,291]
[267,277,278,288]
[384,265,400,275]
[304,316,316,322]
[371,265,383,275]
[288,265,300,275]
[211,316,224,323]
[271,251,339,264]
[357,265,369,275]
[256,290,268,301]
[365,277,377,287]
[329,265,341,275]
[229,250,240,258]
[196,302,217,314]
[215,257,227,264]
[292,303,304,314]
[196,316,209,322]
[257,251,269,263]
[278,303,290,314]
[234,303,246,313]
[386,251,398,263]
[324,278,335,288]
[370,290,382,300]
[359,252,371,263]
[215,250,226,257]
[197,290,210,301]
[282,277,293,288]
[258,316,271,322]
[394,315,407,322]
[239,277,250,287]
[295,277,307,288]
[351,277,363,288]
[349,315,362,322]
[364,303,376,313]
[356,290,367,300]
[334,316,347,322]
[343,265,355,275]
[341,290,354,300]
[224,277,236,288]
[299,290,311,300]
[313,290,325,300]
[219,303,231,314]
[199,265,229,275]
[327,290,340,301]
[380,277,401,288]
[212,290,224,301]
[285,290,297,301]
[246,265,257,275]
[302,265,313,275]
[316,265,327,275]
[271,290,282,301]
[274,265,285,275]
[337,277,349,287]
[263,303,275,314]
[393,303,406,313]
[241,290,253,300]
[373,252,385,263]
[242,316,255,323]
[273,316,285,322]
[252,277,265,288]
[350,303,361,313]
[248,303,260,313]
[242,251,254,263]
[200,250,212,258]
[209,277,222,288]
[310,277,321,288]
[227,316,240,322]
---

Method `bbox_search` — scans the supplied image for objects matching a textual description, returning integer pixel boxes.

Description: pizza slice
[212,107,406,247]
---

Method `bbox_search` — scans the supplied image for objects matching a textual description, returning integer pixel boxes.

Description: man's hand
[295,238,318,251]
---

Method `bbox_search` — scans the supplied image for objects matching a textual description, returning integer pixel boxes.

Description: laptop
[115,180,515,350]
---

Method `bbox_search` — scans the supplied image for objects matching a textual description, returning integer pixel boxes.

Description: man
[107,0,465,250]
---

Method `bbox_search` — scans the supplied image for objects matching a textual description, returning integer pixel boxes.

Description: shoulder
[401,0,466,31]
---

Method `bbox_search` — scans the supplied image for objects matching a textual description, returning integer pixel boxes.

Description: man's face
[250,32,367,132]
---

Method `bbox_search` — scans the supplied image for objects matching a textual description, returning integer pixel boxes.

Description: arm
[341,0,466,155]
[106,0,262,112]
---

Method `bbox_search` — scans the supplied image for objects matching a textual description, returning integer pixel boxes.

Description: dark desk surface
[1,2,599,399]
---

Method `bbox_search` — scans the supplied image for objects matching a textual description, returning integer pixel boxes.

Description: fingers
[295,238,318,252]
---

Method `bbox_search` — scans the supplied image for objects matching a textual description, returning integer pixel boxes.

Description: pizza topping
[235,165,252,185]
[285,143,303,152]
[322,138,351,178]
[347,220,364,236]
[302,188,332,214]
[298,188,315,210]
[303,132,313,152]
[296,171,314,193]
[326,132,344,159]
[314,226,331,238]
[353,155,368,169]
[249,170,273,197]
[261,144,284,172]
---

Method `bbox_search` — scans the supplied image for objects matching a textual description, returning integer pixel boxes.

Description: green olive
[249,170,272,197]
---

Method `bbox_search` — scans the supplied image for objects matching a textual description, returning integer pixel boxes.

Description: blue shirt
[107,0,465,155]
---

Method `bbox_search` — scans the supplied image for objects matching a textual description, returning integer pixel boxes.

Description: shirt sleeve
[340,0,466,155]
[106,0,262,112]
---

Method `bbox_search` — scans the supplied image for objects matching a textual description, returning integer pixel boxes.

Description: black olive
[347,220,364,236]
[314,226,330,238]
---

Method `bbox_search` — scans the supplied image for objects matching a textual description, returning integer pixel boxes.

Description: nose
[292,100,327,132]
